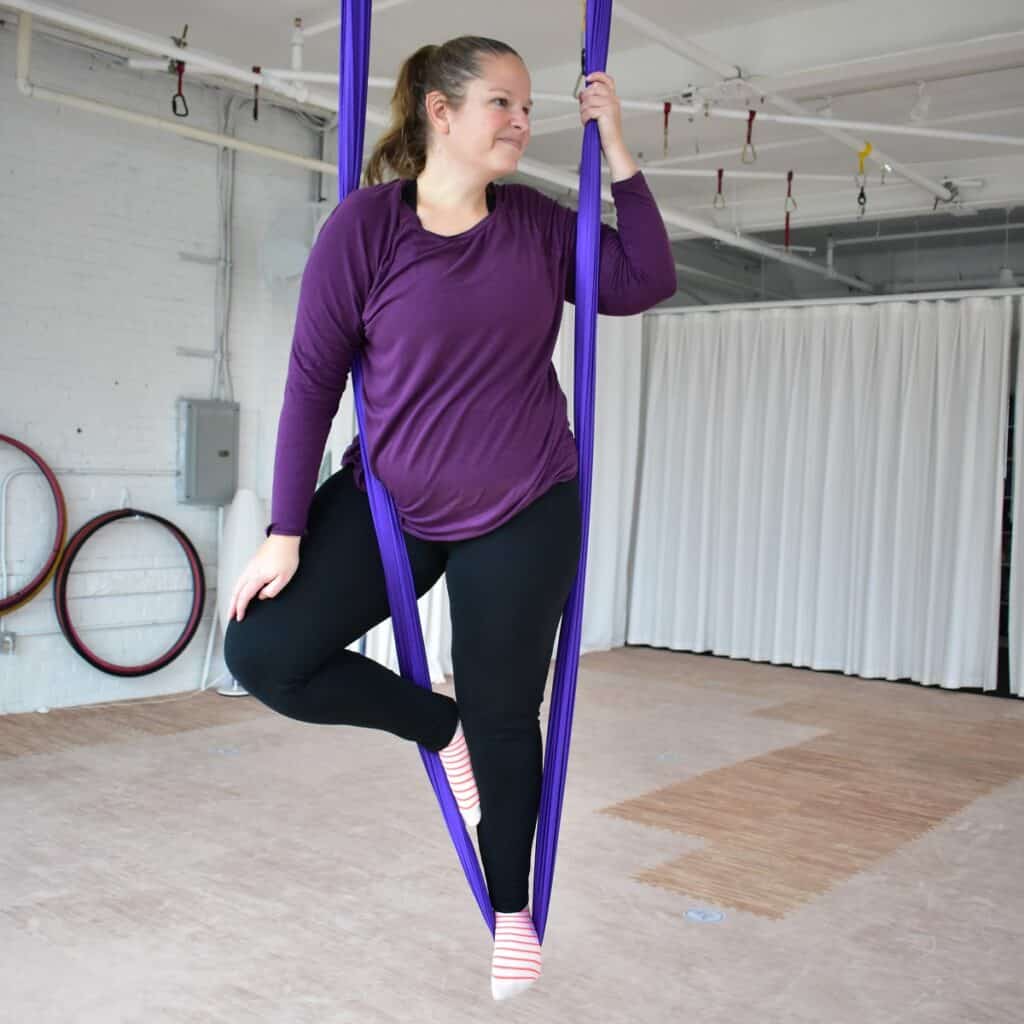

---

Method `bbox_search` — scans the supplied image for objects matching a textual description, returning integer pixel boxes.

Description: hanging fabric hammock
[337,0,613,943]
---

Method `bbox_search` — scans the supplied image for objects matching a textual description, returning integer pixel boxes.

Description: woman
[224,35,675,1000]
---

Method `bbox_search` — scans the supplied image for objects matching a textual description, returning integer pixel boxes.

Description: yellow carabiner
[857,141,873,178]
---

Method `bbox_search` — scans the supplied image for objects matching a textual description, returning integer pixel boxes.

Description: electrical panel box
[176,398,240,507]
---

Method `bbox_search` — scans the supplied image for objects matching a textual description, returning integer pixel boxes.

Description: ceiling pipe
[640,134,824,168]
[654,286,1024,314]
[833,221,1024,247]
[260,70,398,88]
[611,2,955,204]
[533,90,1024,148]
[668,196,1024,241]
[637,168,863,183]
[882,275,1020,293]
[745,30,1024,98]
[300,0,416,39]
[253,73,1021,150]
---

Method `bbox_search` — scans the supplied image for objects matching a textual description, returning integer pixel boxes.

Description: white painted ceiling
[9,0,1024,293]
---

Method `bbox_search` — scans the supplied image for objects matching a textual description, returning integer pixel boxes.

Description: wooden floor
[598,653,1024,917]
[2,647,1022,1023]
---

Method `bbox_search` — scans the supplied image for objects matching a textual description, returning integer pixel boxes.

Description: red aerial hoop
[52,507,206,677]
[0,434,68,615]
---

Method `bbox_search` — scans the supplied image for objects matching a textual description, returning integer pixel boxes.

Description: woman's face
[426,54,533,177]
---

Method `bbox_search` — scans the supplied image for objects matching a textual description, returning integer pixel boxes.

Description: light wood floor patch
[598,657,1024,919]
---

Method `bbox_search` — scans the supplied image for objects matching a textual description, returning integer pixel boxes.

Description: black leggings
[223,465,582,913]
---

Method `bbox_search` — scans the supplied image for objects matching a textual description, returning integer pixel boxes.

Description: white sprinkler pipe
[261,71,1024,150]
[529,91,1024,149]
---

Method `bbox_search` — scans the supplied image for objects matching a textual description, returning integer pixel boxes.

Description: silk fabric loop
[338,0,614,942]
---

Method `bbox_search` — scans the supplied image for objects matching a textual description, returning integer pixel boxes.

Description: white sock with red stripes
[491,906,542,1000]
[437,719,481,827]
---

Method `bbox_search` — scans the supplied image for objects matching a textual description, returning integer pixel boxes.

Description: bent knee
[223,617,280,697]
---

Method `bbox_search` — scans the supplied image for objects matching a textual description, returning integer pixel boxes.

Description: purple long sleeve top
[266,169,676,542]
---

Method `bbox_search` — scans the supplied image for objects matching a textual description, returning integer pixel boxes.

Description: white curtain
[627,297,1013,691]
[1008,297,1023,696]
[355,307,645,680]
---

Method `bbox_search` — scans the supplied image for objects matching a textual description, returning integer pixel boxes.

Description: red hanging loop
[172,60,188,117]
[742,110,757,163]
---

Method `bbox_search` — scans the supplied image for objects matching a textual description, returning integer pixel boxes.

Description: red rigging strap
[714,167,726,210]
[53,509,205,676]
[742,109,757,164]
[338,0,613,944]
[0,435,67,615]
[172,60,188,117]
[784,170,797,250]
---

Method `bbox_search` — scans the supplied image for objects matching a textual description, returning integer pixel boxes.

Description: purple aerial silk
[339,0,612,942]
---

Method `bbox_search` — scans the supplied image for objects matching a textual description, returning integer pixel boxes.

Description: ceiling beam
[744,29,1024,97]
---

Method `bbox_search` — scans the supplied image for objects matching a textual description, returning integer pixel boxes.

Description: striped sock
[437,719,481,827]
[491,906,542,1000]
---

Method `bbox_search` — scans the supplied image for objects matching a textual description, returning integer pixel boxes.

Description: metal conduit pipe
[628,168,880,183]
[653,286,1024,314]
[300,0,416,39]
[833,220,1024,247]
[529,90,1024,148]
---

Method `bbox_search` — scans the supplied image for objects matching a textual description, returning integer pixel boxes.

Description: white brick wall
[0,25,348,714]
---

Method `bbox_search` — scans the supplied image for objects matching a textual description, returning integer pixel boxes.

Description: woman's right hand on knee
[228,535,301,622]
